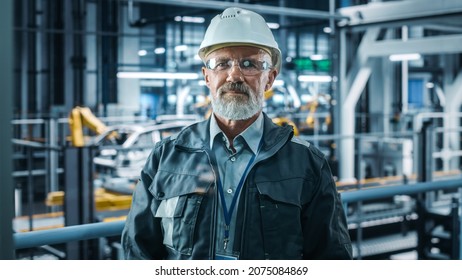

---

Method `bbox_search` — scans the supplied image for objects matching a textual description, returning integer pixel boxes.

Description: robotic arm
[68,106,109,147]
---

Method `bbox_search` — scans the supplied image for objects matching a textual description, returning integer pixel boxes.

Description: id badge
[215,253,239,260]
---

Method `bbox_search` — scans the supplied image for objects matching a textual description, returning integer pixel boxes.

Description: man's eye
[241,60,258,69]
[215,62,230,69]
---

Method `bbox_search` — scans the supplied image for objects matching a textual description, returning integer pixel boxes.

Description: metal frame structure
[336,0,462,181]
[0,0,14,260]
[134,0,349,21]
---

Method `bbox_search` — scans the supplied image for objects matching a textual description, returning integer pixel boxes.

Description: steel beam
[366,34,462,57]
[443,71,462,171]
[338,27,380,181]
[338,0,462,27]
[64,147,96,259]
[0,0,14,260]
[64,0,87,111]
[134,0,349,20]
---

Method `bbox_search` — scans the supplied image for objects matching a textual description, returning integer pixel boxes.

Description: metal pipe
[341,178,462,204]
[12,138,61,151]
[14,221,125,250]
[48,118,59,193]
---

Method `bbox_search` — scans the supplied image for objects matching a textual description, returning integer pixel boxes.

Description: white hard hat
[198,7,282,73]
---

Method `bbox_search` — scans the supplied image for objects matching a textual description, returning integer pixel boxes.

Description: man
[121,7,352,260]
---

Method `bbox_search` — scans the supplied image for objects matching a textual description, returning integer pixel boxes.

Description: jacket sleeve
[121,147,166,259]
[302,156,353,259]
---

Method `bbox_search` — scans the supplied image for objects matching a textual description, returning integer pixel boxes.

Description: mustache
[218,82,251,96]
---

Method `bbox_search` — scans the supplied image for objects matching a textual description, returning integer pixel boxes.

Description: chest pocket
[150,169,211,255]
[256,178,307,259]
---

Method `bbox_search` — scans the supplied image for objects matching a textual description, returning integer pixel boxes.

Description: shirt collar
[209,113,264,155]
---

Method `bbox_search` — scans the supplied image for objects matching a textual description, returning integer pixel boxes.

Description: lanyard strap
[216,138,263,249]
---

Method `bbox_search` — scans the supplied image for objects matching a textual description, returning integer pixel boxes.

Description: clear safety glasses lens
[206,58,271,76]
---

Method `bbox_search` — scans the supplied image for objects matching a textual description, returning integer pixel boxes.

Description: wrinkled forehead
[205,46,272,61]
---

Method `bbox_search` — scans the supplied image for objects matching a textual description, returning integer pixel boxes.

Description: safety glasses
[205,57,272,76]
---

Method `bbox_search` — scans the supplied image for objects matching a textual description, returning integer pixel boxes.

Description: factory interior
[1,0,462,260]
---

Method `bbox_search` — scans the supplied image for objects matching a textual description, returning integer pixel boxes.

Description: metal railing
[14,220,125,250]
[341,178,462,204]
[14,178,462,257]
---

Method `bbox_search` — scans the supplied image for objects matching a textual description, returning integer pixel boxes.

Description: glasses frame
[205,57,272,76]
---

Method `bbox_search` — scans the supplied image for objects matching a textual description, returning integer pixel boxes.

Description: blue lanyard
[216,138,263,250]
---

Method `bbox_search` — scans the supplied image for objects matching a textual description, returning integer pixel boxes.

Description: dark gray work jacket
[121,113,353,260]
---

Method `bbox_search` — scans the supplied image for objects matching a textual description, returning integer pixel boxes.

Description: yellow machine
[68,106,109,147]
[42,107,130,221]
[272,116,300,136]
[300,95,332,130]
[46,188,133,212]
[264,88,274,100]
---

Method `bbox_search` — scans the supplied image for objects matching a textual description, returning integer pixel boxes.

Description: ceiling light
[309,54,324,61]
[174,16,205,23]
[182,16,205,23]
[174,45,188,52]
[298,75,332,83]
[117,72,199,80]
[267,22,280,29]
[425,82,434,89]
[138,50,148,56]
[389,53,421,61]
[154,47,165,54]
[323,27,332,34]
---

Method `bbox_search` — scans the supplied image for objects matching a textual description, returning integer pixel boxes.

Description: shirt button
[227,189,233,194]
[230,157,236,162]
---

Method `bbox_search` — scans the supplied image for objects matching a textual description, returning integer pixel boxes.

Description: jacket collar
[209,113,264,154]
[174,112,294,152]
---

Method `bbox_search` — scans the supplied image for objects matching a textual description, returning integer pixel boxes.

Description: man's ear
[265,69,278,91]
[202,67,211,87]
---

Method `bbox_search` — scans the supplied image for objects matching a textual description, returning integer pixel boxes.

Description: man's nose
[226,63,244,82]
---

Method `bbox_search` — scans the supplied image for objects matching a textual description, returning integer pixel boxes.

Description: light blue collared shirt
[209,113,264,257]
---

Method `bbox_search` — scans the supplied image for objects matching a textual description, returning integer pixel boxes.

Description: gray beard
[211,83,263,120]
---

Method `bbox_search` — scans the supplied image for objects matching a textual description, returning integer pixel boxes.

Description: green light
[293,58,331,72]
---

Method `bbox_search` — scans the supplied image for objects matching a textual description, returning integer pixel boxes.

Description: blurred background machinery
[3,0,462,260]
